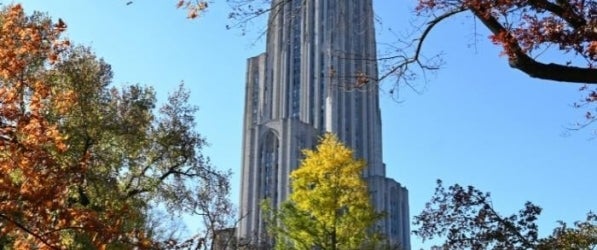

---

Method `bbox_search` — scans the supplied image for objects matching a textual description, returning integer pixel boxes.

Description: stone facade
[238,0,410,248]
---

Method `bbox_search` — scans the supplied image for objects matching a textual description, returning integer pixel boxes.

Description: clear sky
[21,1,596,249]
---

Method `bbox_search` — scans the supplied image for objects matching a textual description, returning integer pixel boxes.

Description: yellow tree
[263,133,381,250]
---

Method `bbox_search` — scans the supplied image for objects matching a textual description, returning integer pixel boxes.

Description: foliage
[263,133,381,250]
[0,4,232,249]
[412,0,597,132]
[414,180,597,250]
[0,5,107,249]
[175,0,209,19]
[413,0,597,83]
[52,48,233,249]
[538,212,597,250]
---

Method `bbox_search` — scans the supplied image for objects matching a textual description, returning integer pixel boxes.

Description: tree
[412,0,597,84]
[410,0,597,130]
[50,47,233,249]
[0,4,232,249]
[0,5,111,249]
[414,180,597,249]
[262,133,381,250]
[187,170,239,250]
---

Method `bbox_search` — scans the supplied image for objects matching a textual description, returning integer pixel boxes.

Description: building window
[260,131,279,204]
[251,69,259,124]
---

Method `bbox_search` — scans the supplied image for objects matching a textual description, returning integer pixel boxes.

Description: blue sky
[21,1,596,249]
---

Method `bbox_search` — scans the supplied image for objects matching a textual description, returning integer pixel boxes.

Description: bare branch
[378,7,467,83]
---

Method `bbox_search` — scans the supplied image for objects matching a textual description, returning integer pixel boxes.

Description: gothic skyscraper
[239,0,410,248]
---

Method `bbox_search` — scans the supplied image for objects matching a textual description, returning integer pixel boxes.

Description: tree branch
[378,7,467,82]
[472,9,597,84]
[528,0,586,29]
[0,213,60,250]
[481,197,536,248]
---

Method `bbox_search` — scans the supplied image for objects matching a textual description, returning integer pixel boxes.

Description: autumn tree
[50,46,235,249]
[409,0,597,130]
[0,5,110,249]
[412,0,597,83]
[262,133,381,250]
[414,180,597,249]
[0,4,232,249]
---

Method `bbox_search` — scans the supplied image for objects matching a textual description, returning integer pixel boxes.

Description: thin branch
[378,7,467,82]
[0,213,60,250]
[526,0,586,29]
[481,197,536,248]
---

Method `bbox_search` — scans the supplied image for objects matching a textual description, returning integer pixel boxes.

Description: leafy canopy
[263,133,380,250]
[0,5,105,249]
[414,180,597,250]
[0,4,232,249]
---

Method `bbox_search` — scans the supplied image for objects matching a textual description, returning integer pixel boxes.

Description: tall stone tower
[238,0,410,249]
